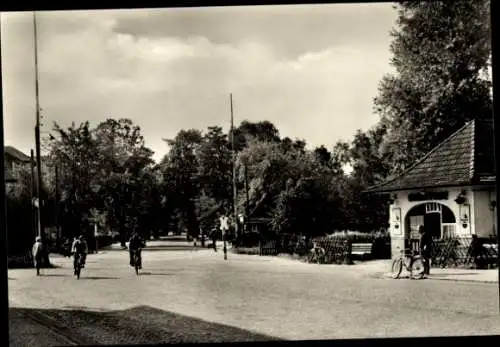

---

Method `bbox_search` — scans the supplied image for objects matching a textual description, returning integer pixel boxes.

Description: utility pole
[244,161,250,232]
[230,93,239,241]
[490,0,500,315]
[33,11,48,266]
[30,150,36,239]
[55,165,60,249]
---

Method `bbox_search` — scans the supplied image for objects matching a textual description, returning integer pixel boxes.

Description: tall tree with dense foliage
[232,120,281,151]
[160,129,203,238]
[195,126,232,229]
[374,0,492,174]
[45,119,156,245]
[46,121,100,238]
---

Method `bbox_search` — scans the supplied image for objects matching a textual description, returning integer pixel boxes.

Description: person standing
[419,225,432,276]
[211,227,217,252]
[32,236,44,276]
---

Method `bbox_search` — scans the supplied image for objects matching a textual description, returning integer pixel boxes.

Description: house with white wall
[365,119,496,258]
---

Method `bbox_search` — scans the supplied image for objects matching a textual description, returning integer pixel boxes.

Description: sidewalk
[355,259,499,283]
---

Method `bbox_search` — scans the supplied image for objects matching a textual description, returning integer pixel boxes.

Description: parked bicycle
[391,248,425,279]
[308,243,327,264]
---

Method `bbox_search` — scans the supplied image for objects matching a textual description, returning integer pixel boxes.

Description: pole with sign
[220,215,229,260]
[94,223,99,254]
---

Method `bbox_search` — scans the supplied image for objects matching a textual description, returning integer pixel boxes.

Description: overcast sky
[2,4,397,162]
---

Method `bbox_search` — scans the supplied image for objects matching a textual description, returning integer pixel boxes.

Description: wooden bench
[350,243,373,259]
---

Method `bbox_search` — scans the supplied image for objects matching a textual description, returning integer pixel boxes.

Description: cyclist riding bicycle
[128,232,145,269]
[71,235,88,274]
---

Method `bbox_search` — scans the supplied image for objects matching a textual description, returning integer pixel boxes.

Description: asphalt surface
[8,242,500,344]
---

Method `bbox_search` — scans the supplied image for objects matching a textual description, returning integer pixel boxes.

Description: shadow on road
[40,274,67,277]
[77,276,120,280]
[10,305,280,345]
[138,272,175,276]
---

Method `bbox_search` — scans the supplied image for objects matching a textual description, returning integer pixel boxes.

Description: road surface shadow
[40,274,67,277]
[78,276,120,280]
[10,305,280,345]
[138,272,175,276]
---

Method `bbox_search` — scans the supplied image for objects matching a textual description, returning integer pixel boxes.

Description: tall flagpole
[33,12,45,248]
[230,93,239,242]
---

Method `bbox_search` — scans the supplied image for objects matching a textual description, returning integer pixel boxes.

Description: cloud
[1,5,396,162]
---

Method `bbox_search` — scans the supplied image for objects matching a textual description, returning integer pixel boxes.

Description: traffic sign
[219,216,229,231]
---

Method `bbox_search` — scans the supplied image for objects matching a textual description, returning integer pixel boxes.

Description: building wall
[472,188,497,238]
[388,186,473,259]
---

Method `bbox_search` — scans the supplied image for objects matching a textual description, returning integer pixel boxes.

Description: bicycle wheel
[75,264,81,279]
[391,258,403,279]
[410,257,425,279]
[134,254,140,275]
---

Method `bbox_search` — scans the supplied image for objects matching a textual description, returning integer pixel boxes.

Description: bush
[231,247,260,255]
[236,232,261,248]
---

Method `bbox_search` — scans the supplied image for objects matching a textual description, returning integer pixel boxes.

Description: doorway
[405,202,457,245]
[424,212,441,239]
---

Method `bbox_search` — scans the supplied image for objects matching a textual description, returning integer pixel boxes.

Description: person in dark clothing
[469,234,487,269]
[211,228,217,252]
[419,225,432,275]
[128,233,145,268]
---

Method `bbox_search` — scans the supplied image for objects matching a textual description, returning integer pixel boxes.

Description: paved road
[9,247,500,344]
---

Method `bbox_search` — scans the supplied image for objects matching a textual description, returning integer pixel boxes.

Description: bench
[350,243,373,259]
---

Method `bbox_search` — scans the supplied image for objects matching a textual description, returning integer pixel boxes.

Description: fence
[410,236,498,268]
[259,240,279,256]
[8,250,34,268]
[313,236,351,264]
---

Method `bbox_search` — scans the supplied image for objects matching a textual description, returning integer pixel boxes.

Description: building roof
[365,119,495,193]
[5,146,31,163]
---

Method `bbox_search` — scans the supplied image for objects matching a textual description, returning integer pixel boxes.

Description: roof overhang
[363,182,496,195]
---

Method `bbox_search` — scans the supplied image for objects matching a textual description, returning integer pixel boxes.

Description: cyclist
[72,235,88,274]
[128,232,145,269]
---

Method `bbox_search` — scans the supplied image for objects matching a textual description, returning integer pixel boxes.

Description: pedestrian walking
[200,230,206,248]
[211,228,217,252]
[32,236,44,276]
[418,225,432,276]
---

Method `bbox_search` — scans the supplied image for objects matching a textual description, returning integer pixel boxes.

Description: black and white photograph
[1,1,499,345]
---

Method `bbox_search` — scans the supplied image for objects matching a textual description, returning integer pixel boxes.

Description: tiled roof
[5,146,31,163]
[365,119,495,193]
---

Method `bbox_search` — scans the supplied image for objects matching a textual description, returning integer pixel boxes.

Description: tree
[160,129,203,238]
[195,126,232,229]
[93,119,156,243]
[45,118,156,245]
[46,121,100,239]
[374,0,492,174]
[6,165,36,254]
[232,120,281,151]
[341,125,391,232]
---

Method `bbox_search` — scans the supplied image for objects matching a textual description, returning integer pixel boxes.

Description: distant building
[365,119,496,258]
[4,146,31,183]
